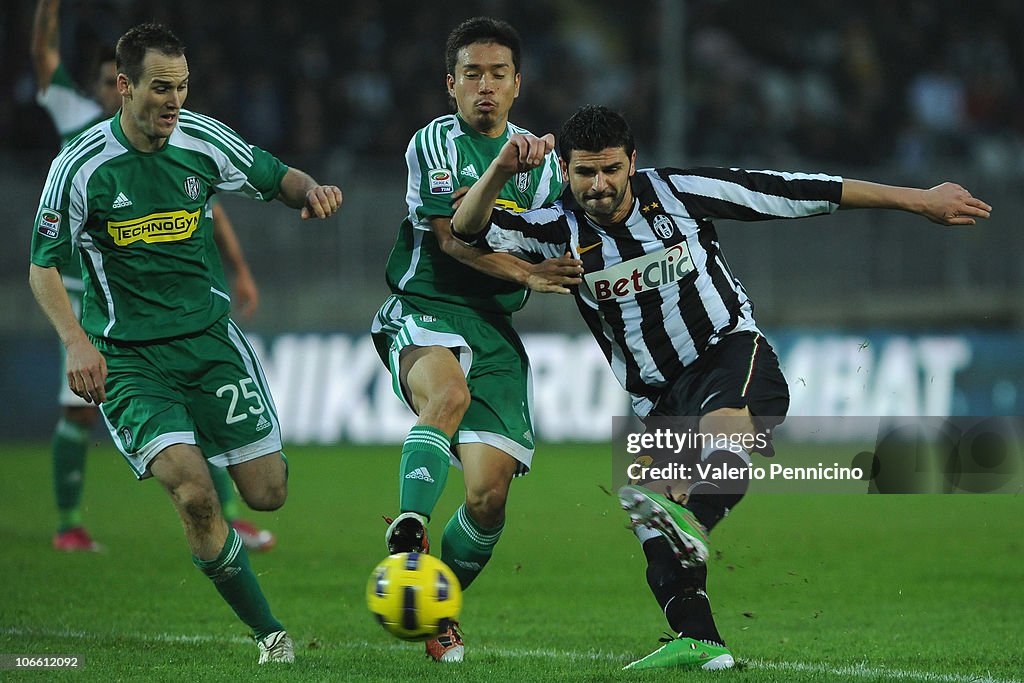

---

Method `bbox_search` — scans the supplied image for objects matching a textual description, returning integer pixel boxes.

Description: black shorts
[646,331,789,456]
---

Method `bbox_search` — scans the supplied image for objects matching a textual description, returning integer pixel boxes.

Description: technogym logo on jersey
[107,208,201,246]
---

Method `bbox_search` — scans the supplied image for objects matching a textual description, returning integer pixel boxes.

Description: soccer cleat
[52,527,102,552]
[383,512,430,554]
[257,630,294,664]
[618,485,709,567]
[425,620,464,662]
[231,519,276,552]
[624,636,734,670]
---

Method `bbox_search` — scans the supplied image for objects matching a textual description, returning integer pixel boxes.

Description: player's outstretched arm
[451,133,554,240]
[211,202,259,318]
[31,0,61,91]
[437,215,581,294]
[29,264,106,404]
[277,167,343,219]
[840,179,992,226]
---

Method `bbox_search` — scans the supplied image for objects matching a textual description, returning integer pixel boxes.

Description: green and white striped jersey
[36,62,111,291]
[384,113,563,318]
[30,109,287,342]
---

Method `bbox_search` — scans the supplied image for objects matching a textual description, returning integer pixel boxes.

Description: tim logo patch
[37,209,61,239]
[429,169,454,194]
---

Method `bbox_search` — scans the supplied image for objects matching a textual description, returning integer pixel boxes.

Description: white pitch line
[3,626,1019,682]
[749,659,1021,683]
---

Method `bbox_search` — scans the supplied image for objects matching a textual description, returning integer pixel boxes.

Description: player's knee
[241,480,287,511]
[173,483,220,531]
[465,483,509,528]
[433,379,471,422]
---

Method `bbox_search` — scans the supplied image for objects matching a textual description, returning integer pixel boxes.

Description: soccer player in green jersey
[371,17,582,662]
[28,23,342,664]
[31,0,274,554]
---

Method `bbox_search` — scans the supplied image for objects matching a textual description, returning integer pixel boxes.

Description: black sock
[687,448,749,531]
[642,536,724,646]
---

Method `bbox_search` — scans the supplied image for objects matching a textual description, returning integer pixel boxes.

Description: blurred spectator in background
[4,0,1023,173]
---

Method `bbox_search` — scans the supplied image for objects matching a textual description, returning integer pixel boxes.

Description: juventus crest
[652,214,676,239]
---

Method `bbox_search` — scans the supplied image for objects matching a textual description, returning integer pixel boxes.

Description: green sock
[398,426,451,517]
[208,464,240,523]
[193,528,283,639]
[53,418,89,532]
[441,504,504,590]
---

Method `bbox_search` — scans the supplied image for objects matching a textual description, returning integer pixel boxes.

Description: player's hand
[496,133,555,175]
[232,266,260,319]
[922,183,991,225]
[301,184,343,219]
[525,251,583,294]
[450,186,470,211]
[65,336,107,404]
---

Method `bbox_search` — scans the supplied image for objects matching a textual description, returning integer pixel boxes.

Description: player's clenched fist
[497,133,555,175]
[301,185,343,220]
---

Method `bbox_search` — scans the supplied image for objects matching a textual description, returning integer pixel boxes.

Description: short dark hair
[558,105,636,161]
[444,17,522,76]
[115,23,185,85]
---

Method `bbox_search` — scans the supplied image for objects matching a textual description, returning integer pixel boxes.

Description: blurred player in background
[32,0,274,553]
[29,22,342,663]
[370,17,580,662]
[451,105,991,670]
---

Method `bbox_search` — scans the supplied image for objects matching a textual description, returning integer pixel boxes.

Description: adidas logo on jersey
[112,192,133,208]
[404,466,435,483]
[460,164,479,180]
[255,415,271,432]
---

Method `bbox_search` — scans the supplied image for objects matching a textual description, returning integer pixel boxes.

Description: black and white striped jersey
[483,166,843,416]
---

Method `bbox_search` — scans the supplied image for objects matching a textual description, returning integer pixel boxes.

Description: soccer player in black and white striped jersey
[451,105,991,670]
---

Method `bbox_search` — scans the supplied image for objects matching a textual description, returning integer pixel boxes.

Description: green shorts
[371,295,535,473]
[94,317,282,479]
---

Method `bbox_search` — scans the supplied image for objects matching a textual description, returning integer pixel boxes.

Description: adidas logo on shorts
[404,466,435,483]
[255,415,271,432]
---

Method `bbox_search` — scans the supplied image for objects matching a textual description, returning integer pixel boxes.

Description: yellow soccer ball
[366,552,462,641]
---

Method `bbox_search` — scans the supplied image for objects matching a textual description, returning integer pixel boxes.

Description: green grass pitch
[1,442,1022,681]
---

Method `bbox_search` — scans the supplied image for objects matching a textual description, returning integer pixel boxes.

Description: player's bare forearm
[451,166,512,239]
[452,133,555,239]
[212,202,259,316]
[30,264,85,348]
[31,0,61,87]
[443,242,580,295]
[840,179,992,226]
[277,167,343,219]
[29,263,107,403]
[211,202,246,269]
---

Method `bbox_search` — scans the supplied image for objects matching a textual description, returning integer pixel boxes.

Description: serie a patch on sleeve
[428,168,454,195]
[37,209,61,239]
